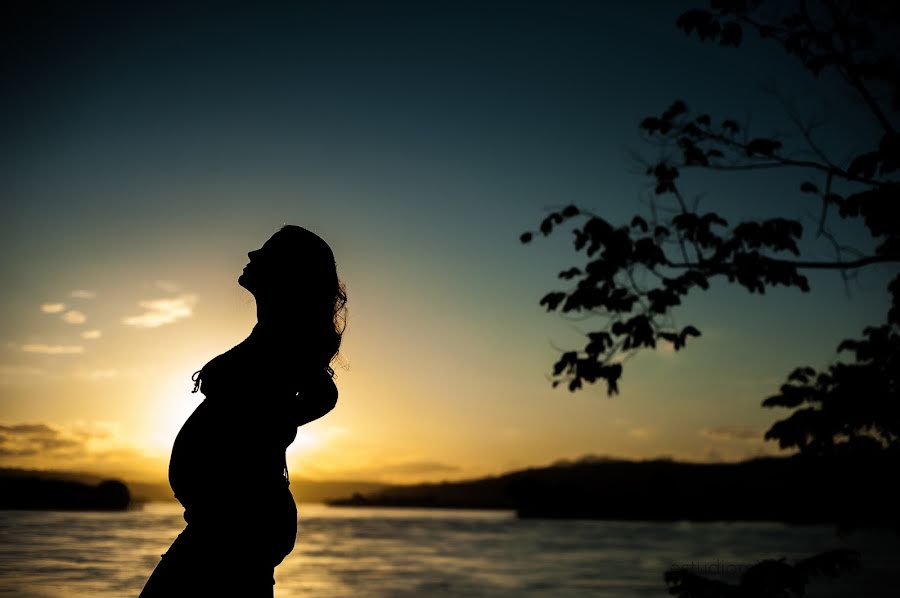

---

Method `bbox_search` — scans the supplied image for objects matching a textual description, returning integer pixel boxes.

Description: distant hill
[327,455,898,524]
[0,468,388,506]
[0,469,130,511]
[292,479,390,503]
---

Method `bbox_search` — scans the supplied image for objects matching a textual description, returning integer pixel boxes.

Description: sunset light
[3,1,898,596]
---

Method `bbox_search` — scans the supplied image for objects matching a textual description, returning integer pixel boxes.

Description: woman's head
[239,225,347,372]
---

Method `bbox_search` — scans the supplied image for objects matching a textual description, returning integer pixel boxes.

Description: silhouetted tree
[522,0,898,595]
[664,548,861,598]
[521,0,898,456]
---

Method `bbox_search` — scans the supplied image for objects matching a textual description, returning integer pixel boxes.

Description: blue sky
[1,0,893,482]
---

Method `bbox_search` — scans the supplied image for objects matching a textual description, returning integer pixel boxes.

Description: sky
[1,0,894,485]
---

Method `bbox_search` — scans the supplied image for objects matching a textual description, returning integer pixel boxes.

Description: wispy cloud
[154,280,180,293]
[377,460,461,475]
[69,289,97,299]
[75,368,119,381]
[0,419,168,481]
[40,302,66,313]
[628,427,653,440]
[701,425,763,442]
[122,294,197,328]
[81,329,102,340]
[21,344,84,355]
[0,364,45,379]
[304,457,463,482]
[0,420,150,473]
[0,423,85,457]
[61,310,87,325]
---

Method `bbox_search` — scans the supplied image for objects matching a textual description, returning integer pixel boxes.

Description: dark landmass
[292,479,389,503]
[0,468,387,506]
[138,477,387,504]
[0,469,130,511]
[112,476,388,505]
[327,455,898,524]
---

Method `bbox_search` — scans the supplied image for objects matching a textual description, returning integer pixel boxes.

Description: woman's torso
[168,332,304,565]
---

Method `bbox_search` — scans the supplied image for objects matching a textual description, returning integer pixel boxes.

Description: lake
[1,502,897,596]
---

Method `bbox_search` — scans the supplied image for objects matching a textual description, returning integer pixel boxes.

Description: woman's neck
[251,317,308,345]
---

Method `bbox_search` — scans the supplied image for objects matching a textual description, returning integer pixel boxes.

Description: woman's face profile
[238,233,288,298]
[238,226,335,309]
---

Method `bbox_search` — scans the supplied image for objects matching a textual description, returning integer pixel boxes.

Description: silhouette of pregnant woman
[140,225,347,597]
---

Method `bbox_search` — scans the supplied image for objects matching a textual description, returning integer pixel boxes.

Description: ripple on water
[1,504,898,597]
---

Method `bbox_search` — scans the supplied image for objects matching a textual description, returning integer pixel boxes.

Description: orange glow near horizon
[4,244,867,489]
[3,0,891,500]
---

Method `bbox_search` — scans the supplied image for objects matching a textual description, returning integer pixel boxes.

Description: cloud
[0,423,85,457]
[40,303,66,313]
[122,294,197,328]
[69,290,97,299]
[0,364,45,378]
[0,365,48,387]
[303,459,463,482]
[0,421,142,471]
[69,420,120,440]
[75,368,119,381]
[628,427,653,439]
[81,329,102,339]
[701,425,763,442]
[154,280,181,293]
[376,460,461,475]
[0,420,160,477]
[61,310,87,324]
[21,344,84,355]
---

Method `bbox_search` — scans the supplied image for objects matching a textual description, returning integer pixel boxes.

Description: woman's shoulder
[191,332,332,401]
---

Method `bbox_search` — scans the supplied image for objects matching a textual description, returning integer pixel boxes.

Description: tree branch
[666,254,898,270]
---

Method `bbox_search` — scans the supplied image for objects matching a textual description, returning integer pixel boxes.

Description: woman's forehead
[263,231,292,249]
[260,227,328,255]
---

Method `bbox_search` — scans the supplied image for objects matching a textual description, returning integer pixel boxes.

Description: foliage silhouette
[521,0,898,595]
[664,549,860,598]
[521,0,899,451]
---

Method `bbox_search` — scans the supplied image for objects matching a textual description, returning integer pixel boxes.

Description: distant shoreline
[0,474,130,511]
[5,455,896,525]
[326,455,898,525]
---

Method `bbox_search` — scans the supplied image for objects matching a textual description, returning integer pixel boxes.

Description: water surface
[1,503,897,596]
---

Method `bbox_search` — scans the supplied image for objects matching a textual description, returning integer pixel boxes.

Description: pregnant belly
[169,401,298,564]
[264,485,299,566]
[168,401,217,504]
[183,483,298,567]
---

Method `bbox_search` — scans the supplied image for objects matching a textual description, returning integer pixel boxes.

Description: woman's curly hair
[277,225,347,376]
